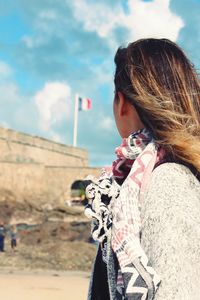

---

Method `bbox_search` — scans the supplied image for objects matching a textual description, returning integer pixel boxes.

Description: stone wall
[0,128,101,206]
[0,127,88,167]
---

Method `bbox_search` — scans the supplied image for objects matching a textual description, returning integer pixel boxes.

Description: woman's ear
[114,92,145,137]
[117,92,127,116]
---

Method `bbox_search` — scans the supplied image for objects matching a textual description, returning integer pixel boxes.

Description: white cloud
[22,35,47,49]
[71,0,184,45]
[71,0,122,38]
[34,81,71,132]
[0,121,9,128]
[39,10,58,20]
[0,79,37,133]
[0,62,18,119]
[51,132,63,143]
[0,61,12,78]
[70,0,124,50]
[125,0,184,41]
[89,59,113,86]
[0,82,20,103]
[99,116,115,132]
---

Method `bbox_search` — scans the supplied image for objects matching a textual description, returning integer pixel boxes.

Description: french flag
[78,97,92,111]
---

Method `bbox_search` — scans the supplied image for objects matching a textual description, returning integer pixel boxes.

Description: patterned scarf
[85,128,164,300]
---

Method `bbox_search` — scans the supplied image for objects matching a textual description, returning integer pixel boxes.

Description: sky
[0,0,200,166]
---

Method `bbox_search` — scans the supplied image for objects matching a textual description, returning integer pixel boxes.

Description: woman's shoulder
[143,162,200,218]
[149,162,199,192]
[154,160,199,176]
[142,162,200,300]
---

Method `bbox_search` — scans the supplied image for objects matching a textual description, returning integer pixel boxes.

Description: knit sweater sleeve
[141,163,200,300]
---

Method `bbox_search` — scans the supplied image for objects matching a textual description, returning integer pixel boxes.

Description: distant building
[0,127,100,207]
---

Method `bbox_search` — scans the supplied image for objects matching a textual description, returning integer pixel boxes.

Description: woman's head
[114,38,200,170]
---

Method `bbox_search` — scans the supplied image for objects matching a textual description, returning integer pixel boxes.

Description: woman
[85,38,200,300]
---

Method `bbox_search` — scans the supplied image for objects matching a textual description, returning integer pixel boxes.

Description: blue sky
[0,0,200,166]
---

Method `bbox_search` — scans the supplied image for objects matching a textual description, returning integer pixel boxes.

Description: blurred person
[0,222,6,252]
[10,225,17,252]
[85,38,200,300]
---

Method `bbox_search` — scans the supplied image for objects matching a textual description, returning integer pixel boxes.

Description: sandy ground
[0,270,90,300]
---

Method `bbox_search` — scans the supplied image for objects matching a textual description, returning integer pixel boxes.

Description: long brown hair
[114,38,200,172]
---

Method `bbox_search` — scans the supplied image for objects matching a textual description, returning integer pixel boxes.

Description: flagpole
[73,93,79,147]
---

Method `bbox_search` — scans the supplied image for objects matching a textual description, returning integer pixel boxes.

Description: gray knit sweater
[141,163,200,300]
[88,163,200,300]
